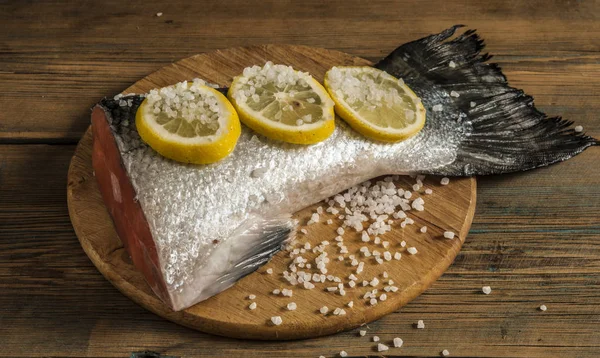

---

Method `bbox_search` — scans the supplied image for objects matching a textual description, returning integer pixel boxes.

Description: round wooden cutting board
[67,45,476,340]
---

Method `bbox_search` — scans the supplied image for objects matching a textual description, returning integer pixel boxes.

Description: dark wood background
[1,1,598,357]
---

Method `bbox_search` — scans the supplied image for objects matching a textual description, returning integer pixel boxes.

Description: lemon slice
[228,62,335,144]
[324,66,426,142]
[136,79,241,164]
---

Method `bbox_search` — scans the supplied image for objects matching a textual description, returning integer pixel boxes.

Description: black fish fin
[196,215,296,300]
[376,26,598,176]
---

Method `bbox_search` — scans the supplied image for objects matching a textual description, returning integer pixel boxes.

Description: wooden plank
[1,0,599,142]
[1,143,599,357]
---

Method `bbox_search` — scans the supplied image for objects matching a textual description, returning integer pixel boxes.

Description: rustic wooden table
[1,1,599,357]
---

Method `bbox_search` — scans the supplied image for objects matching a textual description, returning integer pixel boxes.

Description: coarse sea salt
[270,316,282,325]
[327,67,407,110]
[393,337,404,347]
[377,343,389,352]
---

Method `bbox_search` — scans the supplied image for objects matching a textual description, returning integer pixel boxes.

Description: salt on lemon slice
[324,66,426,142]
[136,79,241,164]
[228,62,335,145]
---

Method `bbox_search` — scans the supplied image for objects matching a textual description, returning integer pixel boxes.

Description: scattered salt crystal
[327,219,333,225]
[575,125,584,132]
[370,298,378,305]
[425,188,433,195]
[287,302,297,311]
[320,306,329,314]
[373,336,380,342]
[482,286,492,295]
[440,177,450,185]
[377,343,389,352]
[266,268,273,274]
[393,337,403,347]
[401,240,407,247]
[441,349,450,356]
[394,252,401,260]
[449,61,456,68]
[272,289,280,295]
[337,227,345,235]
[359,330,367,336]
[300,229,308,234]
[361,232,370,242]
[339,351,348,357]
[444,231,455,239]
[382,271,388,278]
[470,101,476,108]
[450,90,460,98]
[347,301,354,308]
[420,226,428,233]
[417,320,425,329]
[380,293,387,301]
[539,304,547,311]
[271,316,282,325]
[249,302,257,310]
[432,104,443,112]
[248,294,256,300]
[407,247,418,255]
[156,12,163,17]
[370,277,379,286]
[383,251,392,261]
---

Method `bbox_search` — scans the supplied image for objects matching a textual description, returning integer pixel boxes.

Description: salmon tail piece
[375,25,598,176]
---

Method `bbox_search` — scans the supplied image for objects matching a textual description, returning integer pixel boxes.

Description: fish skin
[94,27,597,311]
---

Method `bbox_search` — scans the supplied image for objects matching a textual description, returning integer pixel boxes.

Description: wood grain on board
[1,0,599,356]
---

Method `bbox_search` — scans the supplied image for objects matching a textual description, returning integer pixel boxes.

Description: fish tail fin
[376,25,598,176]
